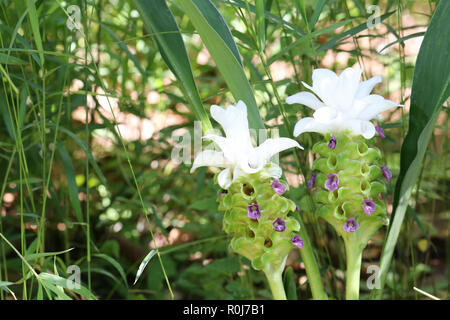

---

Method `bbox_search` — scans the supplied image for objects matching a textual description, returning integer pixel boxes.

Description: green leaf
[55,126,108,187]
[25,248,74,262]
[372,0,450,299]
[133,0,212,133]
[25,0,44,66]
[93,253,128,286]
[0,281,14,288]
[174,0,265,131]
[255,0,266,50]
[309,0,327,30]
[101,23,146,77]
[378,32,426,53]
[134,249,159,285]
[56,141,83,223]
[317,11,395,52]
[0,53,27,65]
[283,266,298,300]
[38,272,97,300]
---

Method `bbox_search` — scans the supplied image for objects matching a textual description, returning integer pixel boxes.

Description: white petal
[259,163,282,180]
[286,91,325,110]
[210,103,248,136]
[293,117,331,137]
[217,168,233,189]
[203,134,237,164]
[311,69,339,106]
[334,67,362,111]
[356,76,381,99]
[190,150,227,173]
[255,138,303,163]
[357,95,401,120]
[313,106,338,123]
[346,119,376,139]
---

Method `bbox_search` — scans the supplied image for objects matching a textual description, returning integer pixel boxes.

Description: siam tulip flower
[381,164,392,182]
[191,101,302,189]
[248,203,261,219]
[271,178,287,195]
[324,173,339,191]
[191,100,303,300]
[343,218,359,233]
[307,173,317,189]
[273,218,286,232]
[328,135,337,149]
[362,199,376,215]
[375,125,386,138]
[291,235,304,249]
[287,67,399,300]
[286,67,401,139]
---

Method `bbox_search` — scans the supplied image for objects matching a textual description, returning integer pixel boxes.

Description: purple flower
[375,126,386,138]
[362,199,376,215]
[295,205,300,212]
[328,135,337,149]
[381,164,392,182]
[343,218,359,233]
[247,203,261,219]
[271,179,286,195]
[291,235,304,249]
[307,173,317,190]
[217,189,228,198]
[272,218,286,232]
[324,173,339,191]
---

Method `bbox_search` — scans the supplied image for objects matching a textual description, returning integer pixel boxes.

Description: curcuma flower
[191,101,302,189]
[286,67,401,139]
[191,100,303,299]
[288,67,399,299]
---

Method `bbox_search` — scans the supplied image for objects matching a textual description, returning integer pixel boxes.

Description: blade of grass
[133,0,212,133]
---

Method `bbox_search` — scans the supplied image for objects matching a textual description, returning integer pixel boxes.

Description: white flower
[286,67,401,139]
[190,100,302,189]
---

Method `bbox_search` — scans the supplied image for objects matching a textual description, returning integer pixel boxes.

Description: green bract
[311,132,388,247]
[217,164,300,273]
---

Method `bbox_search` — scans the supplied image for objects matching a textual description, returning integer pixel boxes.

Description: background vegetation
[0,0,448,300]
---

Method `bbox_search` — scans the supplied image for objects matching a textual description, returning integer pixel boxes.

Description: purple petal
[217,189,228,198]
[375,126,386,139]
[381,164,392,182]
[362,199,376,215]
[273,218,286,232]
[328,135,337,149]
[307,173,317,190]
[291,235,304,249]
[343,218,359,233]
[247,203,261,219]
[324,173,339,191]
[271,179,287,195]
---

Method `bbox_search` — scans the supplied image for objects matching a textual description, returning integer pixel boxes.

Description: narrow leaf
[133,0,212,133]
[133,249,158,285]
[174,0,265,130]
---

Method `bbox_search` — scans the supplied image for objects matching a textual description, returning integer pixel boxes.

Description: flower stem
[345,240,363,300]
[295,213,328,300]
[263,269,287,300]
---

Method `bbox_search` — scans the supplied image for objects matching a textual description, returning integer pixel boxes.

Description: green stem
[345,241,363,300]
[263,269,287,300]
[295,213,328,300]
